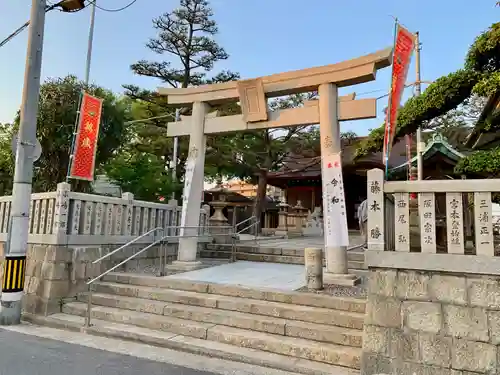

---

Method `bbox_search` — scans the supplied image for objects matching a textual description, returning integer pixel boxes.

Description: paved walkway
[167,261,305,291]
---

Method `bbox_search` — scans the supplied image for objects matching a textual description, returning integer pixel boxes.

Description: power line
[86,0,138,12]
[0,1,89,48]
[0,0,137,49]
[124,112,176,125]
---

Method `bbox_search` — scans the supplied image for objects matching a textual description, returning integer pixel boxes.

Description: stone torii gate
[159,47,392,284]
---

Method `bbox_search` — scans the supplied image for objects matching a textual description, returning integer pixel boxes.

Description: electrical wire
[86,0,138,12]
[0,0,136,48]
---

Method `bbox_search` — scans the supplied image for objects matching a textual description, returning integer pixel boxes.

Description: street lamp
[58,0,86,12]
[0,0,86,49]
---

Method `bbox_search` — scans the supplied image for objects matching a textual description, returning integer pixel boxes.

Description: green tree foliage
[0,123,14,195]
[1,76,130,193]
[208,93,324,222]
[104,100,181,200]
[455,147,500,176]
[32,76,130,192]
[355,22,500,158]
[113,0,239,200]
[104,151,176,201]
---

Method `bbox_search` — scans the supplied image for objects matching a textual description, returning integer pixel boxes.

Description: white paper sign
[179,157,196,234]
[321,153,349,247]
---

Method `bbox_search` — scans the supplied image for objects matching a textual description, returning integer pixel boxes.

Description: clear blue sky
[0,0,497,134]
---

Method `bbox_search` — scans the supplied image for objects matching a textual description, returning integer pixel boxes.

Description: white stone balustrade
[0,183,209,246]
[366,168,500,274]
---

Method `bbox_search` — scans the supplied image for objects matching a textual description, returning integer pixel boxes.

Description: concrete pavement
[0,324,297,375]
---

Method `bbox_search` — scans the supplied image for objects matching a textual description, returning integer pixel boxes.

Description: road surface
[0,329,216,375]
[0,325,294,375]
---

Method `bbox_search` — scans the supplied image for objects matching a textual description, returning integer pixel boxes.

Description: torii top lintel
[158,47,393,106]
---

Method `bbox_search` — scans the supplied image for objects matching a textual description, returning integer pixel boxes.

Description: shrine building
[266,133,468,230]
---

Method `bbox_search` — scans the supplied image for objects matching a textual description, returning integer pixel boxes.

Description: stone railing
[365,168,498,272]
[362,168,500,375]
[0,182,210,246]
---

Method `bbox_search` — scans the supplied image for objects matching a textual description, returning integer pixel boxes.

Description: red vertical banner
[69,92,103,181]
[383,24,416,167]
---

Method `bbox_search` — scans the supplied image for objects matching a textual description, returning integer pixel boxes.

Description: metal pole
[415,31,423,180]
[171,109,181,200]
[67,1,96,181]
[84,0,97,85]
[0,0,47,325]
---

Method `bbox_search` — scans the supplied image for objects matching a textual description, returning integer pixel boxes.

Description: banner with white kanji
[321,153,349,247]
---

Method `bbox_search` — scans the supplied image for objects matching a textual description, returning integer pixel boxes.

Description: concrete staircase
[28,272,365,375]
[201,245,367,274]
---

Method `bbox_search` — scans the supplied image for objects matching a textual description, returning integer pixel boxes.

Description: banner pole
[66,90,84,183]
[383,18,398,179]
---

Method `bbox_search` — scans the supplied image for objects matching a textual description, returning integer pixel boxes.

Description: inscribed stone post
[318,83,348,274]
[446,193,464,254]
[419,192,436,253]
[394,192,410,252]
[474,192,494,256]
[367,169,384,251]
[304,247,323,290]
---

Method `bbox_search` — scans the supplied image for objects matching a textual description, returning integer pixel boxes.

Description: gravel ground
[297,276,367,299]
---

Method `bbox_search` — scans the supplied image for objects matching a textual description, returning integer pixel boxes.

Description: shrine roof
[267,136,408,181]
[389,133,465,175]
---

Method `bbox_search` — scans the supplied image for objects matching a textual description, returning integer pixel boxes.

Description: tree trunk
[252,169,268,235]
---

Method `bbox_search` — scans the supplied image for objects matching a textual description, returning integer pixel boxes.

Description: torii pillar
[159,47,393,281]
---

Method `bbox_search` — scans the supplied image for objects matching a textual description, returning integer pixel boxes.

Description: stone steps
[93,281,365,329]
[61,302,361,369]
[348,260,366,270]
[77,292,362,347]
[200,247,366,269]
[25,313,359,375]
[46,272,365,372]
[103,272,366,313]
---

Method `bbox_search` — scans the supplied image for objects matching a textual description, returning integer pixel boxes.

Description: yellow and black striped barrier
[2,256,26,293]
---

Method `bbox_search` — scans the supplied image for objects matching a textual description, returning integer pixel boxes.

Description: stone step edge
[23,313,358,375]
[66,301,363,351]
[202,247,366,260]
[103,273,366,313]
[94,281,366,329]
[199,251,366,267]
[62,302,362,369]
[205,244,365,256]
[78,292,363,346]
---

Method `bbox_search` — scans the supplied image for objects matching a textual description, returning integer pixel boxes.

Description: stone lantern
[276,191,290,236]
[208,181,231,244]
[293,200,309,233]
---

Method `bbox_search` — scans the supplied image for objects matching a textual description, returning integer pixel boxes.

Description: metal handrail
[87,238,162,285]
[92,227,164,264]
[237,220,260,235]
[235,216,257,228]
[84,230,236,328]
[92,225,234,266]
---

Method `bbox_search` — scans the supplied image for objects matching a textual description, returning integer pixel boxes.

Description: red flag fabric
[69,92,103,181]
[383,25,416,166]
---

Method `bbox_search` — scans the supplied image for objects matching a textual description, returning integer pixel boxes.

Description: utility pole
[415,31,423,180]
[84,0,97,85]
[0,0,47,325]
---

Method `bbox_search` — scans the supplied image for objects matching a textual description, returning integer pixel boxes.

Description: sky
[0,0,497,135]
